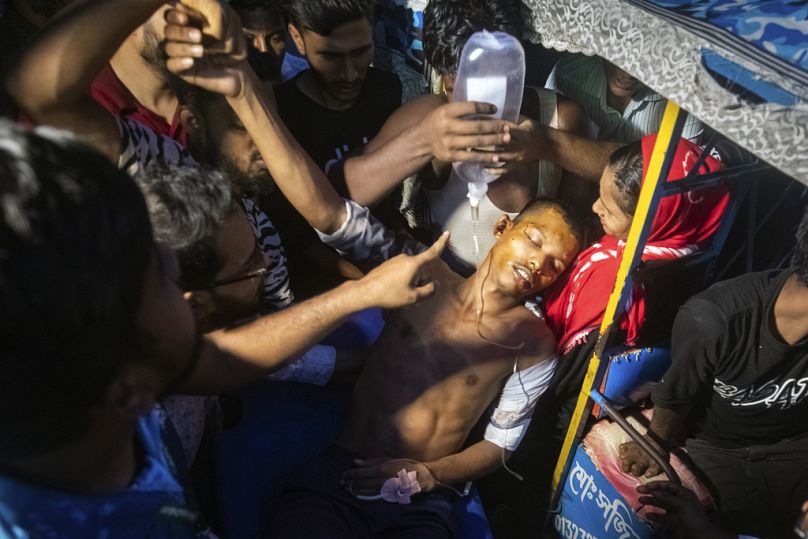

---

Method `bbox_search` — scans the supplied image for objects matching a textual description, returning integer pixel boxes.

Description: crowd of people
[0,0,806,538]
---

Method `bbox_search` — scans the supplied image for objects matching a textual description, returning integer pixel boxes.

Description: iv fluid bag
[451,31,525,189]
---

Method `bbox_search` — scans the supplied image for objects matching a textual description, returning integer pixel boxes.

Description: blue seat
[213,379,493,538]
[320,307,385,349]
[600,346,672,411]
[213,381,350,538]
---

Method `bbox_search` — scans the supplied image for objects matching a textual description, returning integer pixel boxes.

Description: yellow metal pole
[551,101,686,491]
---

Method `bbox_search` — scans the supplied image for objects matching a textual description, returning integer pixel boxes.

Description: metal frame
[589,390,681,485]
[549,102,688,504]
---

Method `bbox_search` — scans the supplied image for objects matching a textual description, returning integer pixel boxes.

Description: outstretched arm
[6,0,165,162]
[340,95,511,206]
[485,119,620,182]
[179,233,449,395]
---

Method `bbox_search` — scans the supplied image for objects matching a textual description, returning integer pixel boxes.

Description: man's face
[488,208,580,298]
[592,165,633,241]
[240,7,286,57]
[603,61,644,100]
[134,245,201,393]
[193,208,266,327]
[239,6,286,83]
[290,18,374,107]
[186,98,275,197]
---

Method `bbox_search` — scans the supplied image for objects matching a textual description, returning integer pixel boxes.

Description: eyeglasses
[186,240,267,292]
[188,266,268,292]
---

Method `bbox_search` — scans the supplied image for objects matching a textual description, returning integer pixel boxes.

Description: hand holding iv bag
[450,31,525,209]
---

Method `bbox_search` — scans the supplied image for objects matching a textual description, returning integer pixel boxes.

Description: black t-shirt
[266,67,402,249]
[653,270,808,448]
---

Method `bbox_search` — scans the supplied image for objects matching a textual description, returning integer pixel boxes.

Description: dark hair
[0,121,154,459]
[607,141,644,216]
[25,0,73,20]
[174,50,273,114]
[229,0,277,10]
[135,164,234,291]
[794,205,808,287]
[516,196,585,246]
[423,0,522,76]
[280,0,374,36]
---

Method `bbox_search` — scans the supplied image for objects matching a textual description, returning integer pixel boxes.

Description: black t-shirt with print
[653,270,808,448]
[266,67,402,250]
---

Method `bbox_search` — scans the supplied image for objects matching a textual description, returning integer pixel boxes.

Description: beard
[222,157,278,200]
[140,22,182,87]
[192,128,277,199]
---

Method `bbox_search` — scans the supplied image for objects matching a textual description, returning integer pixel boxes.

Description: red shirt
[90,63,187,146]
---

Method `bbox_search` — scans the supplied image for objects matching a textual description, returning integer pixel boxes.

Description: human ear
[184,290,216,328]
[105,364,159,420]
[288,24,305,56]
[178,105,204,138]
[493,215,514,238]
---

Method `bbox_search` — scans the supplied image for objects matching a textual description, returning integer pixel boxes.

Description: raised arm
[163,3,350,234]
[5,0,164,162]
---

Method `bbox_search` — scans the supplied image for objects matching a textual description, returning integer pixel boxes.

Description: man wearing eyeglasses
[0,119,449,538]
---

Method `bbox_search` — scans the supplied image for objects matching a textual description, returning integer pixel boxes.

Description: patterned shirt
[546,54,703,143]
[91,63,188,146]
[317,200,425,268]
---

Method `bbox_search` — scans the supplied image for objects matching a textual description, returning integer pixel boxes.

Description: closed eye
[524,228,543,246]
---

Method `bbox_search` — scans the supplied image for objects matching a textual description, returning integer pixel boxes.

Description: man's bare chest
[382,303,524,386]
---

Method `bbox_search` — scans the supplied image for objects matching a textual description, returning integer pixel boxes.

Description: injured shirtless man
[163,3,582,535]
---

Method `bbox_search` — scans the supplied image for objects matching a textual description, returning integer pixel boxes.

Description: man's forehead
[303,19,373,51]
[517,208,579,249]
[239,8,284,33]
[517,207,566,228]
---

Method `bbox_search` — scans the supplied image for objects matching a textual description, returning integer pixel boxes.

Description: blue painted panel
[555,447,654,539]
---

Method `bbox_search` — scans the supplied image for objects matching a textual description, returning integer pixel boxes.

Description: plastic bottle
[451,30,526,212]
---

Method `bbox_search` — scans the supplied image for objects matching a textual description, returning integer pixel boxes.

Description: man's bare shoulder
[511,305,558,363]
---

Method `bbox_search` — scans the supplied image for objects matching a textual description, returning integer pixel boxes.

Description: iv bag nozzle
[467,181,488,204]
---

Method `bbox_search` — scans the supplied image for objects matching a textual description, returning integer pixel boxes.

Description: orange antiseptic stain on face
[490,208,581,298]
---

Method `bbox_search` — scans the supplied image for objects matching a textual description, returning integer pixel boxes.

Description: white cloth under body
[425,88,561,276]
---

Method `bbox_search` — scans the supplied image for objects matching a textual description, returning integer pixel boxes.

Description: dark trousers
[687,435,808,539]
[268,446,455,539]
